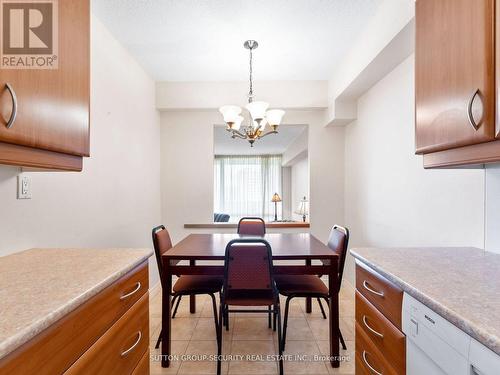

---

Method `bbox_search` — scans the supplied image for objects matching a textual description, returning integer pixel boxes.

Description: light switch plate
[17,174,32,199]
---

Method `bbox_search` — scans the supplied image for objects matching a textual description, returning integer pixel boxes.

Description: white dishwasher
[402,293,500,375]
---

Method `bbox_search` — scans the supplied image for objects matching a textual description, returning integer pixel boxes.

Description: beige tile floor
[149,281,355,375]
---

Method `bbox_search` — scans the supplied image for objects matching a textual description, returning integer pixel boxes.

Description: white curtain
[214,155,282,221]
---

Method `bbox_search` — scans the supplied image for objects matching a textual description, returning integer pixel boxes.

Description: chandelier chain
[249,46,253,101]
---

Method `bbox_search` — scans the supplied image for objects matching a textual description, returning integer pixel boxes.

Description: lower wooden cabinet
[131,351,151,375]
[0,261,150,375]
[355,262,405,375]
[356,323,398,375]
[65,293,149,375]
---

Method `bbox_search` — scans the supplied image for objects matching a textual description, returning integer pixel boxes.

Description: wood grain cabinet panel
[355,263,406,375]
[356,262,403,329]
[0,0,89,170]
[355,323,399,375]
[65,293,149,375]
[415,0,495,154]
[131,351,151,375]
[355,291,405,374]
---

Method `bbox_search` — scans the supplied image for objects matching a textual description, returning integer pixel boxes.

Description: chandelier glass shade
[218,40,285,146]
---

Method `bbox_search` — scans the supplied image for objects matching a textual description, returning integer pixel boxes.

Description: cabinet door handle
[120,331,142,357]
[363,315,384,338]
[5,83,18,129]
[362,280,384,297]
[119,282,141,300]
[362,351,383,375]
[467,88,481,131]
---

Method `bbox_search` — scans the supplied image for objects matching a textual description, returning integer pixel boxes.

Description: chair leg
[225,305,229,331]
[317,297,327,319]
[209,293,219,334]
[339,329,347,350]
[217,300,224,375]
[282,296,292,351]
[276,303,284,375]
[322,297,346,350]
[172,295,182,318]
[273,310,277,332]
[155,329,162,349]
[268,306,272,328]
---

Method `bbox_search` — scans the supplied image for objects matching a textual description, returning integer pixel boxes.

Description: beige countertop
[350,247,500,356]
[0,248,153,360]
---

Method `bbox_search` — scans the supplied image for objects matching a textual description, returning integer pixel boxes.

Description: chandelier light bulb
[266,109,285,127]
[233,115,244,130]
[246,101,269,121]
[219,105,242,125]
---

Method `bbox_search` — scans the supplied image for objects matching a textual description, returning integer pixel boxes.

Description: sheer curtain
[214,155,282,221]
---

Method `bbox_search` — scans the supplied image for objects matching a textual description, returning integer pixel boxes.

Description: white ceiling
[214,125,307,155]
[92,0,382,81]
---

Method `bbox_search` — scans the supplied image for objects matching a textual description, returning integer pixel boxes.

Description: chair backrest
[223,239,275,292]
[237,217,266,236]
[327,225,350,289]
[152,225,173,289]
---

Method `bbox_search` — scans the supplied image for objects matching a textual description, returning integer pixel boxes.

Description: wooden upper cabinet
[415,0,495,154]
[0,0,90,157]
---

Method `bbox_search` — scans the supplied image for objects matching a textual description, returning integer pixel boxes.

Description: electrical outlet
[17,174,32,199]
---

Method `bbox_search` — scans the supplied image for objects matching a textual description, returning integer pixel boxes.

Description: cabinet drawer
[356,262,403,329]
[355,353,370,375]
[132,351,150,375]
[66,293,149,375]
[355,323,398,375]
[0,261,149,375]
[355,291,405,373]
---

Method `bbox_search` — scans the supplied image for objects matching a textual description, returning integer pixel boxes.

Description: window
[214,155,282,221]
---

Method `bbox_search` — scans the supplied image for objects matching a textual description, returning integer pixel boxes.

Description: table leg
[305,259,312,313]
[328,258,340,368]
[190,260,196,313]
[161,260,172,368]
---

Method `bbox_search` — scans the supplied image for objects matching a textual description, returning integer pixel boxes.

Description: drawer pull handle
[5,83,18,129]
[121,331,142,357]
[362,350,383,375]
[467,88,481,131]
[120,282,141,300]
[362,280,384,297]
[363,315,384,338]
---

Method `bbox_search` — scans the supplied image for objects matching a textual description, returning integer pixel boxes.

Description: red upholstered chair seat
[274,275,328,296]
[173,275,223,293]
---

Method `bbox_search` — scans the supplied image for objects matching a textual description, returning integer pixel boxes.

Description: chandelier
[218,40,285,147]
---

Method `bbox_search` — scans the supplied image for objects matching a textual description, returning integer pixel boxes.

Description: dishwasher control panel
[402,293,500,375]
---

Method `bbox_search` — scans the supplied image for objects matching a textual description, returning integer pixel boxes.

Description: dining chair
[152,225,223,349]
[275,225,349,351]
[217,239,284,375]
[230,216,274,329]
[237,217,266,236]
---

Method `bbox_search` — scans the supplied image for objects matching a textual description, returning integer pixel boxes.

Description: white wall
[327,0,414,125]
[485,165,500,253]
[160,109,344,245]
[291,157,309,222]
[282,129,308,167]
[0,16,161,283]
[343,55,485,283]
[282,166,292,219]
[157,81,328,110]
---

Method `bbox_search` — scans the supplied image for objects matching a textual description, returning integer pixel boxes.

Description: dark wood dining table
[160,233,340,368]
